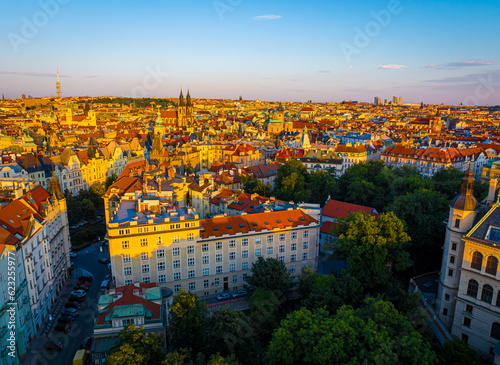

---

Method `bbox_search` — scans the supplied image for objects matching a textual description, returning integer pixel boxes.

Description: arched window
[486,256,498,276]
[482,285,494,304]
[471,251,483,270]
[467,279,479,298]
[491,323,500,340]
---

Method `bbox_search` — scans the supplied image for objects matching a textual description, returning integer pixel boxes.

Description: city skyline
[1,0,499,104]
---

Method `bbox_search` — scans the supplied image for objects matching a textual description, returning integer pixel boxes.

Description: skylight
[213,227,219,231]
[488,227,500,243]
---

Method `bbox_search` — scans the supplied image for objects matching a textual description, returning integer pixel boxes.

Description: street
[22,243,110,365]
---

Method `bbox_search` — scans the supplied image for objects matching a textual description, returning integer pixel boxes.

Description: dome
[451,194,477,211]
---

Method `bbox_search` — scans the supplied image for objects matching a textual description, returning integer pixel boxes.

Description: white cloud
[253,14,282,21]
[378,64,408,70]
[318,69,333,73]
[422,59,497,70]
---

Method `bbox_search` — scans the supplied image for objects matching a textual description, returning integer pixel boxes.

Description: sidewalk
[21,273,80,364]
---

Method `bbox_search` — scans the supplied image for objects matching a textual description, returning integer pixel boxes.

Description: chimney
[487,178,498,204]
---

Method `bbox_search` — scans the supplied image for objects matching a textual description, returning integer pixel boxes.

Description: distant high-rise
[392,96,402,105]
[374,96,382,105]
[56,68,61,98]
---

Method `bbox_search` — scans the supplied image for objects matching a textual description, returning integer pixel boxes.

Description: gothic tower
[436,168,479,329]
[177,89,194,127]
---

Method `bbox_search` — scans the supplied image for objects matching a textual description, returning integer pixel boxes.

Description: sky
[0,0,499,104]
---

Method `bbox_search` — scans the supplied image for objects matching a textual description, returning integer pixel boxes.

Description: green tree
[208,306,253,359]
[436,339,482,365]
[278,172,308,202]
[298,267,343,313]
[246,257,291,301]
[105,325,165,365]
[170,290,209,355]
[309,170,339,205]
[106,172,118,189]
[388,188,449,274]
[275,160,308,189]
[332,212,412,297]
[90,181,106,198]
[81,198,97,221]
[248,288,280,345]
[432,167,463,200]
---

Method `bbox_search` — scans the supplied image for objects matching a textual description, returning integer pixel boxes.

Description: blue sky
[0,0,499,104]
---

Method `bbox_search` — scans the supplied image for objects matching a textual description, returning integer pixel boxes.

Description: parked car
[104,275,111,281]
[69,296,85,303]
[107,263,111,271]
[64,301,81,309]
[44,339,64,351]
[54,323,71,333]
[73,285,89,292]
[57,315,76,324]
[61,308,78,317]
[77,281,91,287]
[78,275,93,282]
[80,337,93,350]
[98,258,110,264]
[232,290,247,298]
[216,292,231,301]
[69,252,77,258]
[70,290,87,297]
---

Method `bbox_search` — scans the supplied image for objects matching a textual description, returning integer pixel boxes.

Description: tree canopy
[246,257,292,302]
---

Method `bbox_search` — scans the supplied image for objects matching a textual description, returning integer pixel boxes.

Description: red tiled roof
[322,199,378,219]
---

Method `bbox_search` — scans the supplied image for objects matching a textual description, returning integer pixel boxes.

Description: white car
[216,292,230,301]
[70,290,86,297]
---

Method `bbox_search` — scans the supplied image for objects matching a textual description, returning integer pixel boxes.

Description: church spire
[186,89,192,106]
[179,89,185,107]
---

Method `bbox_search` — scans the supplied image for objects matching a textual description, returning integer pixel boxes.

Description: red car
[77,281,91,287]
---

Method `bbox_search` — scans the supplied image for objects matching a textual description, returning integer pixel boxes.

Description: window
[203,256,209,264]
[176,224,181,229]
[255,248,262,256]
[242,250,248,258]
[216,242,222,250]
[492,323,500,340]
[214,278,220,286]
[255,237,261,245]
[471,252,483,270]
[185,223,190,228]
[461,334,469,343]
[189,282,195,291]
[203,268,209,276]
[229,252,236,260]
[158,262,165,271]
[303,242,309,249]
[267,247,273,254]
[174,272,181,281]
[143,276,150,283]
[302,252,308,260]
[290,265,296,273]
[463,317,471,327]
[158,274,166,283]
[122,319,134,326]
[174,285,181,293]
[229,240,236,248]
[280,233,285,241]
[141,252,148,260]
[142,264,149,273]
[202,244,209,252]
[291,254,297,262]
[124,267,132,276]
[122,241,129,249]
[467,279,478,298]
[452,242,457,251]
[123,255,131,263]
[279,256,285,262]
[267,235,274,244]
[242,273,247,281]
[291,243,297,251]
[216,266,223,274]
[230,264,235,272]
[292,232,297,240]
[157,236,163,245]
[188,258,195,266]
[187,245,194,254]
[242,262,248,270]
[303,231,309,238]
[125,280,133,285]
[442,308,448,316]
[482,285,493,303]
[448,269,453,277]
[188,270,195,278]
[173,235,179,243]
[242,238,248,246]
[173,248,180,256]
[450,256,455,264]
[216,254,223,262]
[233,275,237,283]
[445,294,450,301]
[466,304,473,314]
[140,238,148,247]
[279,245,285,253]
[455,219,460,228]
[157,250,165,258]
[486,256,498,276]
[204,280,209,288]
[173,260,180,268]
